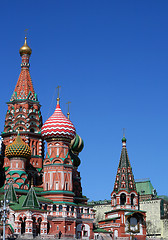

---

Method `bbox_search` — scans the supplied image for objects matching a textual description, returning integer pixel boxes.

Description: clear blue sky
[0,1,168,200]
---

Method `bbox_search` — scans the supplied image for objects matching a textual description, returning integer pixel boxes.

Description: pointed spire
[6,182,18,203]
[10,36,37,102]
[113,135,136,193]
[22,187,40,208]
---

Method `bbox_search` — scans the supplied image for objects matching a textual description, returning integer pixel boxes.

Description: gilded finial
[56,86,61,105]
[19,31,32,56]
[66,101,71,119]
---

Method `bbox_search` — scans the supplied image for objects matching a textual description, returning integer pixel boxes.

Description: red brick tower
[111,136,138,210]
[98,136,146,240]
[2,37,44,186]
[41,96,77,202]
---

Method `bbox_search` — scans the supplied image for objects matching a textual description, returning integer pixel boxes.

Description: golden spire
[19,30,32,56]
[56,86,61,105]
[66,101,71,119]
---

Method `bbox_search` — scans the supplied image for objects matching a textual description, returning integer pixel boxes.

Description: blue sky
[0,1,168,200]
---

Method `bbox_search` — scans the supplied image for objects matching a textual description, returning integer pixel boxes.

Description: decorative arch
[43,159,51,165]
[64,158,72,165]
[52,158,63,164]
[120,193,126,205]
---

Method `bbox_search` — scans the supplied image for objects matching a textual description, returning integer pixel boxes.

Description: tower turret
[41,95,77,202]
[2,36,44,186]
[111,136,138,210]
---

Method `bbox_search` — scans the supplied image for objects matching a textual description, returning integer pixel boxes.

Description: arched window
[66,205,69,211]
[71,206,74,212]
[81,208,83,213]
[131,194,135,206]
[113,194,116,206]
[59,205,62,211]
[120,193,126,205]
[53,205,56,211]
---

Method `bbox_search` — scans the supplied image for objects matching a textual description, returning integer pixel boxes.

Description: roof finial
[122,128,126,147]
[123,128,125,137]
[24,29,28,38]
[56,86,61,105]
[66,101,71,119]
[19,30,32,56]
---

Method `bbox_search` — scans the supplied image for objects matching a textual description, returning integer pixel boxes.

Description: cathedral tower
[2,37,44,185]
[98,136,146,240]
[111,136,138,210]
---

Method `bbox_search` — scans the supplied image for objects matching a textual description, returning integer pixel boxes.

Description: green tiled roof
[93,228,112,233]
[6,183,18,203]
[158,195,168,201]
[135,179,155,195]
[10,195,26,210]
[22,187,40,209]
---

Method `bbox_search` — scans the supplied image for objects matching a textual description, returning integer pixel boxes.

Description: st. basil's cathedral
[0,37,146,239]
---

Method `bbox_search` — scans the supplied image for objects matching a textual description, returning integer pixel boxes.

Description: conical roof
[10,37,37,102]
[5,182,18,203]
[22,187,40,208]
[113,137,136,193]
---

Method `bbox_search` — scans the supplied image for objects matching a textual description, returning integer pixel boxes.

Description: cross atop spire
[66,101,71,119]
[56,86,61,105]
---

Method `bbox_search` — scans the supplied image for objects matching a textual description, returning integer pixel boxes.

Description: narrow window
[57,147,59,156]
[56,182,59,190]
[53,205,56,212]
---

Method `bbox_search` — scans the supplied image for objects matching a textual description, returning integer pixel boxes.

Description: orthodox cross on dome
[24,29,28,38]
[66,101,71,119]
[123,128,125,137]
[56,86,61,104]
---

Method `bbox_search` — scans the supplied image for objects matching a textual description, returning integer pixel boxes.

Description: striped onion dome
[71,134,84,154]
[5,132,31,159]
[41,101,76,141]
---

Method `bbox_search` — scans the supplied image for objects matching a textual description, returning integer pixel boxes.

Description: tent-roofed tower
[111,136,138,210]
[2,37,44,186]
[98,136,146,240]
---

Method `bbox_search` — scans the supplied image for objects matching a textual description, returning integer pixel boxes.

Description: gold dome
[19,37,32,56]
[5,132,31,159]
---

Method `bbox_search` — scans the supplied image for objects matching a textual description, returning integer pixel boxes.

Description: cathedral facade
[0,37,94,239]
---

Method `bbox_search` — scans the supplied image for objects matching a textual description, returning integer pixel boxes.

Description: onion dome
[19,37,32,56]
[69,150,81,167]
[41,99,76,141]
[5,132,31,159]
[122,136,126,147]
[71,134,84,154]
